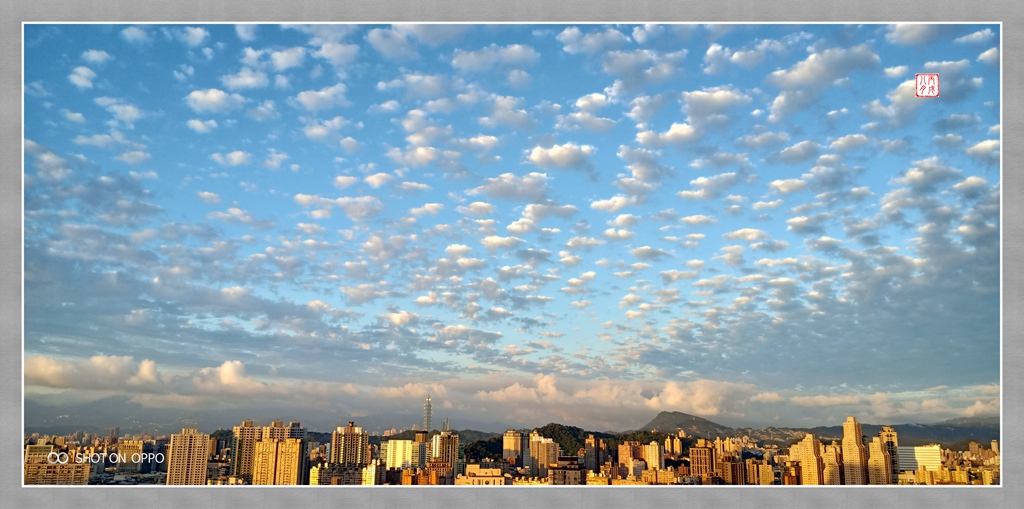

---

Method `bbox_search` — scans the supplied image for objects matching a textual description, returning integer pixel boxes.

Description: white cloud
[315,42,360,67]
[263,149,288,170]
[830,134,869,152]
[637,123,699,146]
[221,68,268,90]
[452,44,539,71]
[527,143,595,168]
[81,50,113,64]
[115,151,150,165]
[770,178,807,194]
[977,47,998,65]
[482,235,525,252]
[955,28,995,44]
[469,172,549,201]
[364,173,394,188]
[62,110,86,123]
[682,86,751,125]
[186,119,217,133]
[556,27,629,54]
[333,176,358,189]
[884,65,908,78]
[457,202,495,216]
[68,67,96,88]
[120,26,149,43]
[186,89,246,113]
[211,151,252,166]
[196,191,221,204]
[965,139,999,164]
[885,24,939,45]
[235,24,258,41]
[271,47,306,71]
[768,44,879,89]
[294,84,349,111]
[179,27,210,47]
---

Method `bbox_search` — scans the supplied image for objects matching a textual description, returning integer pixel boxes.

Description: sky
[23,23,1001,433]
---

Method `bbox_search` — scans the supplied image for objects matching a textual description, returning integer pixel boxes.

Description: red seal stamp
[915,73,940,98]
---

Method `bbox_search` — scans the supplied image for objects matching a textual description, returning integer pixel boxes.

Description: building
[720,456,745,485]
[584,434,607,473]
[642,440,665,471]
[24,445,90,485]
[262,420,307,440]
[842,416,868,485]
[166,428,209,485]
[822,441,844,485]
[118,440,145,473]
[431,430,460,474]
[455,464,512,485]
[688,439,716,478]
[528,431,559,478]
[878,426,899,484]
[789,434,823,485]
[382,439,427,470]
[251,438,309,485]
[867,437,892,485]
[331,422,370,466]
[548,457,585,485]
[423,394,433,431]
[230,419,262,483]
[897,444,942,473]
[502,429,529,467]
[618,441,642,466]
[311,462,364,485]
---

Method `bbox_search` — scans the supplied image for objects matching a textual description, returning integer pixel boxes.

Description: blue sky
[23,23,1000,431]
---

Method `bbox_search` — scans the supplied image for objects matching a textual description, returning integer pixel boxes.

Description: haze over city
[24,23,1000,434]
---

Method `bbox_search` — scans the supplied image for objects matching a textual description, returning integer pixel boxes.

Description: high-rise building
[897,444,942,473]
[688,439,716,478]
[383,439,427,470]
[332,422,370,466]
[262,420,307,440]
[584,434,607,473]
[642,441,665,471]
[251,438,309,485]
[431,431,460,474]
[878,426,899,484]
[618,441,642,466]
[842,416,868,485]
[790,434,823,485]
[822,441,844,485]
[503,430,529,467]
[230,419,262,483]
[528,431,559,478]
[423,395,433,431]
[118,440,145,473]
[166,428,209,485]
[867,437,892,485]
[24,445,90,485]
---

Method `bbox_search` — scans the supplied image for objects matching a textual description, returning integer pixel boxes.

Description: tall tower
[331,421,370,466]
[423,394,433,432]
[252,438,309,485]
[821,441,844,485]
[842,416,868,485]
[878,426,899,484]
[166,428,209,485]
[790,434,823,485]
[867,437,892,485]
[231,419,262,483]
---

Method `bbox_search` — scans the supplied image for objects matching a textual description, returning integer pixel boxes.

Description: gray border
[5,1,1019,508]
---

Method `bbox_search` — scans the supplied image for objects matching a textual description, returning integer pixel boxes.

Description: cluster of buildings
[24,410,1000,486]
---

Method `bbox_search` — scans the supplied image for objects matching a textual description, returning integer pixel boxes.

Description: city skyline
[24,23,1000,433]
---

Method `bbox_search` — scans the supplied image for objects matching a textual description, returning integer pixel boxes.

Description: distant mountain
[641,411,735,438]
[640,411,999,448]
